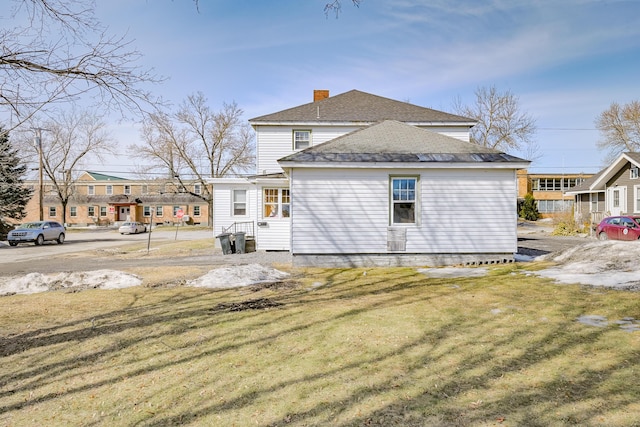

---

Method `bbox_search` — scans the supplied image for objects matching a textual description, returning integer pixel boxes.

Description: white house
[212,90,530,266]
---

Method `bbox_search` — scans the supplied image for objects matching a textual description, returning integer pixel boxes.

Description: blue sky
[11,0,640,175]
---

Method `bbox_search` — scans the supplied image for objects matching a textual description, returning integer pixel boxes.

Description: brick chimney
[314,90,329,102]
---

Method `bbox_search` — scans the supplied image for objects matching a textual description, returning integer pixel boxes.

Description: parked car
[595,216,640,241]
[119,221,147,234]
[7,221,66,246]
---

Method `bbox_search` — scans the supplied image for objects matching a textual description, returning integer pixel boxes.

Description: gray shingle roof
[279,120,528,164]
[250,90,475,124]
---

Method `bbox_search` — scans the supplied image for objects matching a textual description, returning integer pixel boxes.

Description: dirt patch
[212,298,284,312]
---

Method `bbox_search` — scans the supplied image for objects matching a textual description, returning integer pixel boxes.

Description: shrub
[519,193,539,221]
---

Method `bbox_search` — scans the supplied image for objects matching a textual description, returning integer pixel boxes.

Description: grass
[1,263,640,426]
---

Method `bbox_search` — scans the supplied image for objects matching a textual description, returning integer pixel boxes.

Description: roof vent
[314,90,329,102]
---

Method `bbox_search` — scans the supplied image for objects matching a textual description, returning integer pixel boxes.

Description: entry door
[608,187,626,216]
[119,206,130,221]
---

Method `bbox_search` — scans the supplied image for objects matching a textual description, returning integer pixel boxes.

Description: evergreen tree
[0,129,33,220]
[519,193,540,221]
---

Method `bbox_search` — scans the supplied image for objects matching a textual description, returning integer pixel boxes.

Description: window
[70,206,77,217]
[391,177,417,224]
[635,186,640,212]
[613,189,620,208]
[142,185,148,194]
[263,188,290,218]
[194,184,202,195]
[173,206,181,216]
[143,206,151,217]
[233,189,247,216]
[537,199,574,213]
[88,206,95,217]
[156,206,163,216]
[631,167,639,179]
[194,206,201,216]
[532,177,586,192]
[100,206,107,217]
[48,206,57,217]
[106,185,113,195]
[88,185,95,195]
[293,130,311,150]
[590,194,599,213]
[124,185,131,195]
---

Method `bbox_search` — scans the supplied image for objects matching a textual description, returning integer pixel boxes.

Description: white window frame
[124,185,131,195]
[635,185,640,212]
[194,205,201,217]
[232,189,247,216]
[106,185,113,195]
[100,206,107,217]
[293,130,311,150]
[194,184,202,195]
[143,206,151,217]
[48,206,57,217]
[88,185,95,195]
[631,167,639,180]
[263,188,290,219]
[70,206,77,217]
[156,206,163,217]
[390,176,418,225]
[88,206,95,217]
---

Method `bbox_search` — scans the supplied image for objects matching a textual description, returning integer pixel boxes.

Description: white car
[118,222,147,234]
[7,221,66,246]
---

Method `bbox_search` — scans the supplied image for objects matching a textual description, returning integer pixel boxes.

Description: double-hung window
[391,177,418,224]
[293,130,311,150]
[106,185,113,195]
[88,185,95,195]
[143,206,151,217]
[233,189,247,216]
[124,185,131,195]
[263,188,290,218]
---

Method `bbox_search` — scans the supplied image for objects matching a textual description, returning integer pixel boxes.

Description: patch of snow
[186,264,289,289]
[534,240,640,290]
[0,270,142,295]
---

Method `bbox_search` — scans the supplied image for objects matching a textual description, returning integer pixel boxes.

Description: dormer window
[293,130,311,150]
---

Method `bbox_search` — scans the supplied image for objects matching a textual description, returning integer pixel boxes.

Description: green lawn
[1,264,639,426]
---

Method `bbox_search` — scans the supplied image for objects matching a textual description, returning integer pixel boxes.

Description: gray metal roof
[250,90,475,124]
[279,120,528,164]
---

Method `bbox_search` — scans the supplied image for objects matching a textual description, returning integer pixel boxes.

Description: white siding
[256,125,360,174]
[212,182,256,237]
[256,184,291,251]
[290,168,518,255]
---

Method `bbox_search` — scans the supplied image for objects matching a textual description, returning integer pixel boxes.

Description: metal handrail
[222,221,254,237]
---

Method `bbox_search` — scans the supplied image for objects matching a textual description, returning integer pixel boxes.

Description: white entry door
[119,206,130,221]
[608,187,626,216]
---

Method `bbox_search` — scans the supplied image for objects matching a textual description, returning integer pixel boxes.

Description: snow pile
[534,240,640,290]
[186,264,289,289]
[0,270,143,295]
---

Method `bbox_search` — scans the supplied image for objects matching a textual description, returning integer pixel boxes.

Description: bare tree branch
[1,0,161,131]
[595,100,640,163]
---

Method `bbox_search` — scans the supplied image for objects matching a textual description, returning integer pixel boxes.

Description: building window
[156,206,163,216]
[173,206,181,216]
[233,189,247,216]
[88,206,95,217]
[631,167,639,180]
[532,177,585,192]
[293,130,311,150]
[391,177,417,224]
[143,206,151,217]
[194,184,202,195]
[124,185,131,195]
[106,185,113,195]
[613,189,620,208]
[70,206,77,217]
[48,206,57,217]
[263,188,290,218]
[142,185,148,194]
[635,186,640,212]
[100,206,107,217]
[88,185,95,195]
[537,199,573,213]
[194,206,201,216]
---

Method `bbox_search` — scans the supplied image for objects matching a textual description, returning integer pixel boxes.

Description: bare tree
[133,92,255,224]
[454,86,538,159]
[19,110,112,225]
[1,0,159,130]
[324,0,362,17]
[595,100,640,163]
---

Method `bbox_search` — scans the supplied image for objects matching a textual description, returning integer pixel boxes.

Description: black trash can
[234,232,246,254]
[216,233,233,255]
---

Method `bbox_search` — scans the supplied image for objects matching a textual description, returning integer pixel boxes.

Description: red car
[595,216,640,241]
